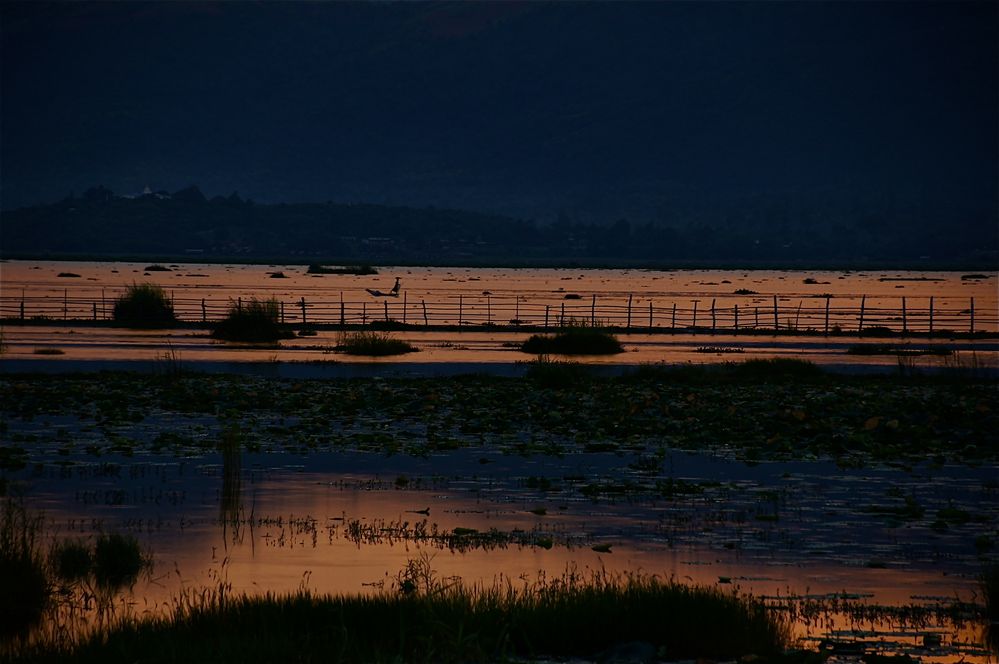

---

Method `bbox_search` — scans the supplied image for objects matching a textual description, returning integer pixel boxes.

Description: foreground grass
[17,569,789,663]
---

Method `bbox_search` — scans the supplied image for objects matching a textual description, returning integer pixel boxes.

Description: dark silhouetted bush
[212,298,292,343]
[113,283,176,328]
[522,326,623,355]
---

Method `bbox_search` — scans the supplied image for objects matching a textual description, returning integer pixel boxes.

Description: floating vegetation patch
[333,331,417,356]
[306,264,378,275]
[521,327,623,355]
[847,345,953,357]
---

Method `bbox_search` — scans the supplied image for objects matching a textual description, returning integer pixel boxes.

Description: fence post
[64,289,68,320]
[755,307,759,329]
[772,295,778,331]
[101,288,106,320]
[692,300,698,330]
[561,302,565,326]
[422,300,429,326]
[794,301,802,331]
[970,297,975,334]
[202,299,207,322]
[403,292,408,325]
[858,295,866,333]
[710,298,716,334]
[280,301,285,324]
[384,300,389,322]
[458,295,463,328]
[591,294,596,327]
[362,302,366,326]
[20,295,25,321]
[487,295,491,325]
[901,297,907,336]
[671,303,676,331]
[515,296,520,323]
[824,296,830,335]
[545,304,550,329]
[93,302,97,320]
[626,294,633,330]
[734,304,739,332]
[649,300,653,332]
[929,296,934,334]
[340,292,345,326]
[300,297,307,325]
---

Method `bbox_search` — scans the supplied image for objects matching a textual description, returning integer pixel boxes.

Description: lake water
[2,260,998,660]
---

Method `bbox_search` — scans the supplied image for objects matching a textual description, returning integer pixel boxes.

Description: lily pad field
[0,363,997,662]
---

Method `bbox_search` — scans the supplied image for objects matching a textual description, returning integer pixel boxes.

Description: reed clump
[112,283,176,328]
[334,331,417,356]
[0,498,49,638]
[212,298,292,343]
[522,324,623,355]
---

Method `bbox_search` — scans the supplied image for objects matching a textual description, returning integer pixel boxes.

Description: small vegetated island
[521,324,624,355]
[212,298,293,343]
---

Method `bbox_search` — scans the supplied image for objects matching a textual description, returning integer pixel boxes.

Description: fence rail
[1,292,995,335]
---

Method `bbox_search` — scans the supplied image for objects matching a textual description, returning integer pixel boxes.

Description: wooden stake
[64,289,68,320]
[692,300,698,329]
[734,304,739,331]
[591,294,596,327]
[824,296,830,335]
[858,295,866,332]
[970,297,975,334]
[300,297,306,325]
[340,292,345,326]
[671,303,677,331]
[545,304,550,329]
[710,298,716,333]
[561,302,565,326]
[458,295,463,328]
[929,296,934,334]
[626,294,633,330]
[384,300,389,322]
[649,301,653,332]
[794,300,802,331]
[772,295,778,331]
[901,297,907,335]
[403,292,408,324]
[422,299,428,326]
[202,298,207,323]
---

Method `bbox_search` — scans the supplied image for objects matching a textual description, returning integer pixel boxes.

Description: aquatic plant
[334,331,417,356]
[93,532,147,588]
[521,326,623,355]
[0,498,49,637]
[523,355,592,388]
[50,539,92,583]
[112,283,176,328]
[211,298,292,343]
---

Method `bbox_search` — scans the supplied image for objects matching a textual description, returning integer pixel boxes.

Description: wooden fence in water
[1,291,995,334]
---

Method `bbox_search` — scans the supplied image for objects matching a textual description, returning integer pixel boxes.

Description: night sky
[1,1,996,233]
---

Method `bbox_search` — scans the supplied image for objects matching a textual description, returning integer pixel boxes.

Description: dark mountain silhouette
[1,186,994,265]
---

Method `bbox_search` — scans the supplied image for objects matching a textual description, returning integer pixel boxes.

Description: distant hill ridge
[0,186,995,266]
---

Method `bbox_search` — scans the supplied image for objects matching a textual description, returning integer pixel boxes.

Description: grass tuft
[212,298,293,343]
[522,325,623,355]
[50,539,92,583]
[335,331,417,356]
[524,355,592,388]
[93,533,147,588]
[113,283,176,329]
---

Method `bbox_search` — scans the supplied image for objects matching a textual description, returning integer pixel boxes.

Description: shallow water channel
[7,420,996,662]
